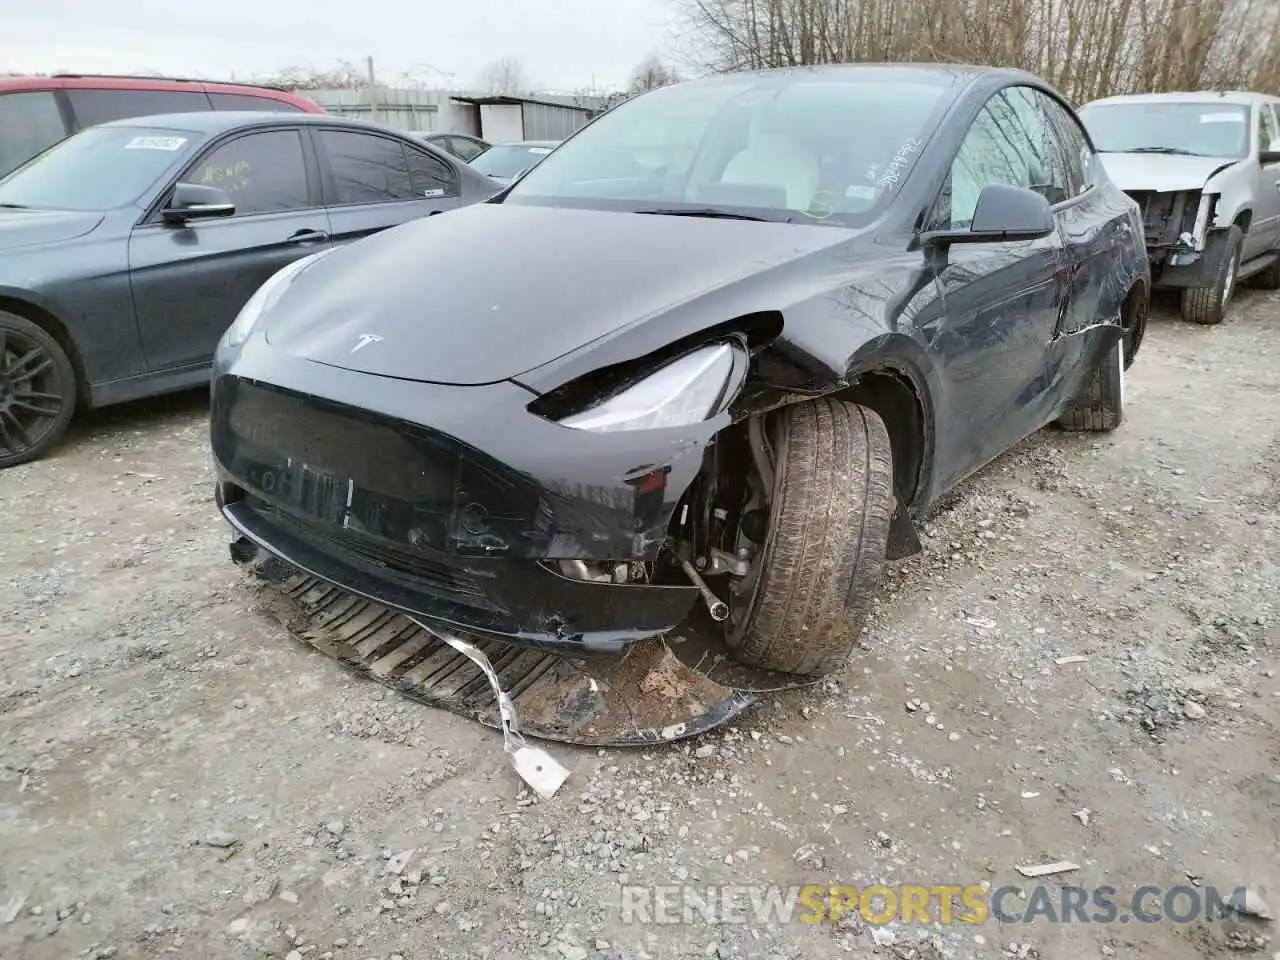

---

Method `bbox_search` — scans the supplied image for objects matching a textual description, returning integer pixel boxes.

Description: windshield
[505,75,952,225]
[1079,102,1250,159]
[471,144,555,179]
[0,124,201,211]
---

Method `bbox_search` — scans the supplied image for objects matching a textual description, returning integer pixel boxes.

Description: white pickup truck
[1078,90,1280,325]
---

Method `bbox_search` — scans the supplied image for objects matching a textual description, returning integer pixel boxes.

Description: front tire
[727,398,894,677]
[0,311,77,469]
[1180,226,1242,325]
[1054,336,1124,433]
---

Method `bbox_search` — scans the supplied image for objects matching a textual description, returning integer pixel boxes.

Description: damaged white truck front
[1079,91,1280,325]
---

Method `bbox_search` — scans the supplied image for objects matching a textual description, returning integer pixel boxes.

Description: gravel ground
[0,292,1276,960]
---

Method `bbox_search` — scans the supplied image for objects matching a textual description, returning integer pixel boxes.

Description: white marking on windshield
[124,136,188,151]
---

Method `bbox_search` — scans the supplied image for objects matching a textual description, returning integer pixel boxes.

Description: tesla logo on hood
[350,334,383,354]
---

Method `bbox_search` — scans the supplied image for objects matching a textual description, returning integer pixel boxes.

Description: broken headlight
[556,343,740,433]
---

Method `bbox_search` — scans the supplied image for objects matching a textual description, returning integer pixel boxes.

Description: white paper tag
[511,746,570,798]
[125,135,188,151]
[1200,113,1244,124]
[528,147,552,155]
[845,184,878,200]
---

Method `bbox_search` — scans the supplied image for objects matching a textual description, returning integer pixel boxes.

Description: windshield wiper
[634,207,773,222]
[1124,147,1205,156]
[0,203,28,209]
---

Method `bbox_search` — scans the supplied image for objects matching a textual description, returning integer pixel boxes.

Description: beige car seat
[719,132,820,212]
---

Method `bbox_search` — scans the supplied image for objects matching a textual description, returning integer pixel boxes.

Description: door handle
[289,228,329,243]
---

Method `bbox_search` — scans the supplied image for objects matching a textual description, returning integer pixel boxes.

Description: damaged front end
[1124,187,1218,277]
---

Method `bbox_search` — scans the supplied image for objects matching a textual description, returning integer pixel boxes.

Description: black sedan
[211,64,1150,681]
[0,112,498,467]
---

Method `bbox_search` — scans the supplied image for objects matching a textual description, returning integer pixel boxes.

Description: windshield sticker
[528,147,552,155]
[877,137,925,189]
[422,188,445,198]
[845,184,879,201]
[1200,113,1244,123]
[124,135,188,151]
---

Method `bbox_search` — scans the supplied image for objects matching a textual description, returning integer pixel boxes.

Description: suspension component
[678,555,729,621]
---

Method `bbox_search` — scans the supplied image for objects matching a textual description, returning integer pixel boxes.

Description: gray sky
[0,0,681,92]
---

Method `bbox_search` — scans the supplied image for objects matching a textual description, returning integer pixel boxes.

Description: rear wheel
[0,311,77,469]
[726,398,894,677]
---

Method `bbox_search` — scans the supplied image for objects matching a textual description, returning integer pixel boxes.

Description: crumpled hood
[1097,152,1241,193]
[263,202,856,385]
[0,208,104,251]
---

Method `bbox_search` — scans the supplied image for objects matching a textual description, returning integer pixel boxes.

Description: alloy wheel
[0,328,67,461]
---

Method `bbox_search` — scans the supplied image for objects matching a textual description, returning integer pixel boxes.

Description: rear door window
[208,93,305,113]
[0,91,70,177]
[66,89,212,128]
[405,145,458,197]
[318,129,418,204]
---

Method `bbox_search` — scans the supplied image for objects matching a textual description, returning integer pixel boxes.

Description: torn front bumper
[248,555,760,745]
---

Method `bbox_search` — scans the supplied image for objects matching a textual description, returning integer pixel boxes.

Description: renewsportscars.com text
[619,883,1251,926]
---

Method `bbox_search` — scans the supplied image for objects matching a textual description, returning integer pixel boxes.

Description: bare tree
[629,53,683,92]
[478,55,528,95]
[674,0,1280,102]
[253,60,369,91]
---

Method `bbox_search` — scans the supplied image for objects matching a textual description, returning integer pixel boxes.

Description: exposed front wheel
[726,398,894,677]
[1180,226,1242,325]
[0,311,77,469]
[1054,336,1125,433]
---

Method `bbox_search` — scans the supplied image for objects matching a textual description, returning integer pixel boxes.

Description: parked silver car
[1079,90,1280,324]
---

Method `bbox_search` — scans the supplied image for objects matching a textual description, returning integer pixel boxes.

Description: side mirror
[162,182,235,224]
[920,183,1056,249]
[1261,138,1280,164]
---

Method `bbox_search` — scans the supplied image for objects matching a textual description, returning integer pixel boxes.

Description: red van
[0,73,325,176]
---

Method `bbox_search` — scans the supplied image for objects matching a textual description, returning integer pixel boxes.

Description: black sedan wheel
[727,398,894,677]
[0,311,77,469]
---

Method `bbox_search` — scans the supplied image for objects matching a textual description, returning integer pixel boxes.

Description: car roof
[0,74,318,106]
[95,111,425,138]
[1084,90,1275,108]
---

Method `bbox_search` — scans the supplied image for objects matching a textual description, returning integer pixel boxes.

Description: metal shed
[450,94,594,143]
[309,87,440,132]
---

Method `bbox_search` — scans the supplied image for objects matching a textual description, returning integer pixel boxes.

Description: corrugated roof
[450,94,593,113]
